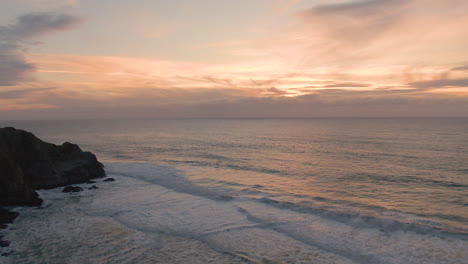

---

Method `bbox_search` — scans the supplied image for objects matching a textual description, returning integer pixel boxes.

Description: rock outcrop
[0,127,105,207]
[62,186,84,193]
[0,208,19,247]
[0,208,18,230]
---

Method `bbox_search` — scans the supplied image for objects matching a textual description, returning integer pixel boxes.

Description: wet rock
[86,180,96,184]
[103,178,115,182]
[62,186,84,193]
[1,251,14,257]
[0,240,10,247]
[0,208,18,230]
[88,185,99,190]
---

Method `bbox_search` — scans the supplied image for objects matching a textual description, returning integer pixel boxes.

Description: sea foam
[2,162,467,264]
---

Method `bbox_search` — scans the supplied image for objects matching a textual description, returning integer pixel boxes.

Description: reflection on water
[2,118,468,232]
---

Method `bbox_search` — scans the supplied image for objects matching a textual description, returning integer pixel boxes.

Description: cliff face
[0,127,105,206]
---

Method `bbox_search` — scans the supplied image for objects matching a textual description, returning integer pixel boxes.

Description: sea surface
[1,118,467,263]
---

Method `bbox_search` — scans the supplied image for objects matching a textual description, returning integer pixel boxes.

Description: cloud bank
[0,1,467,119]
[0,12,81,85]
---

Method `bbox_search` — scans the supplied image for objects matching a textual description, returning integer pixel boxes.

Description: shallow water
[1,118,467,263]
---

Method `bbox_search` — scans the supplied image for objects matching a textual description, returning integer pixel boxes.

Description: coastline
[3,162,467,264]
[0,127,106,254]
[0,208,18,250]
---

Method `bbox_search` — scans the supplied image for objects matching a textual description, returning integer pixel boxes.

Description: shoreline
[0,207,19,257]
[0,176,113,258]
[0,127,106,254]
[3,165,467,264]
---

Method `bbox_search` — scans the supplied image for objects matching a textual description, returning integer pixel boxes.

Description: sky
[0,0,468,119]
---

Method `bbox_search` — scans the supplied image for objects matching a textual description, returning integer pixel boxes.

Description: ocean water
[1,118,467,263]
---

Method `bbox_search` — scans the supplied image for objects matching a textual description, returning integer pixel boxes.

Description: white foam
[104,162,234,200]
[234,200,468,264]
[2,162,467,264]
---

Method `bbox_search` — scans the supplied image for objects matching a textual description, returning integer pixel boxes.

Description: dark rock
[1,251,14,257]
[0,239,10,247]
[88,185,99,190]
[103,178,115,182]
[0,208,18,230]
[86,180,96,184]
[62,186,84,193]
[0,150,42,207]
[0,127,105,206]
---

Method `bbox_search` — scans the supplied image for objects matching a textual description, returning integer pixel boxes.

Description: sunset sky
[1,0,468,119]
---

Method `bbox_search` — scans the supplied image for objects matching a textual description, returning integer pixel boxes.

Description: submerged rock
[88,185,99,190]
[103,178,115,182]
[62,186,84,193]
[0,127,105,206]
[0,240,10,248]
[1,251,14,256]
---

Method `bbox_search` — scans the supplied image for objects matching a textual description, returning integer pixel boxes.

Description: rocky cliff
[0,127,105,206]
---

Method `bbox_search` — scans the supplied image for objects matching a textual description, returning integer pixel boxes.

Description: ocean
[1,118,467,263]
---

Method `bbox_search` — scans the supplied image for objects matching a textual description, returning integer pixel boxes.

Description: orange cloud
[2,0,468,118]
